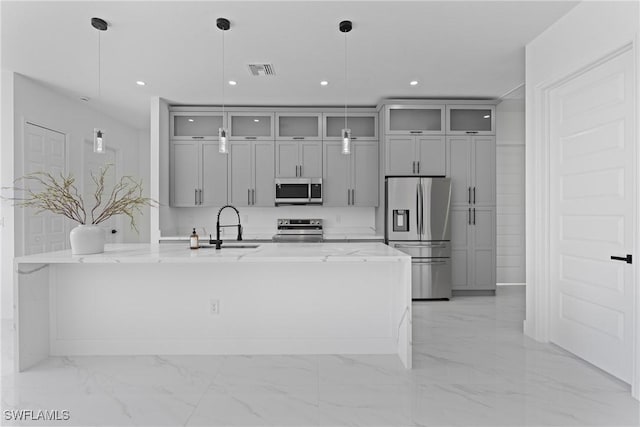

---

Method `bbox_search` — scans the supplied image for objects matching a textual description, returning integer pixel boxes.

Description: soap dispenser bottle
[190,228,199,249]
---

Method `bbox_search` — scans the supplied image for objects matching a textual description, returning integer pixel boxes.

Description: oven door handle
[412,259,448,265]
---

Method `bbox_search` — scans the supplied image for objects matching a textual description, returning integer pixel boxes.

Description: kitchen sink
[198,244,260,249]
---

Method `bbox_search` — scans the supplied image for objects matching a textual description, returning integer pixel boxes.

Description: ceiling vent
[247,64,276,76]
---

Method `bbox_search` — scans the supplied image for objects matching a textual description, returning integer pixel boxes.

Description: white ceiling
[2,1,577,129]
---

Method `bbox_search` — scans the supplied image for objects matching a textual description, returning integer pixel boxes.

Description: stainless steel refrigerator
[386,177,452,300]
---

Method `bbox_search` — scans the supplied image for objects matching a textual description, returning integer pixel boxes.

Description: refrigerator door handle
[419,181,424,236]
[416,181,421,235]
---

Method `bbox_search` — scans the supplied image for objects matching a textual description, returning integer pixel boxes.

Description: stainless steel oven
[275,178,322,205]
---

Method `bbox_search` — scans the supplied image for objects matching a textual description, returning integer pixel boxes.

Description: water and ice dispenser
[392,209,409,232]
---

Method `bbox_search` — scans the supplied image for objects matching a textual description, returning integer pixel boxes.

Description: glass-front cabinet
[276,113,322,140]
[385,105,445,135]
[229,113,275,140]
[170,111,225,140]
[446,105,496,135]
[324,113,377,140]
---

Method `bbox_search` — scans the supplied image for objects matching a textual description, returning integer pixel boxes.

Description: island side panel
[14,262,50,371]
[48,261,406,360]
[394,258,412,369]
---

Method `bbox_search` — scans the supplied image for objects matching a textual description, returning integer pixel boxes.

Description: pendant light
[91,17,108,154]
[340,20,352,155]
[217,18,230,154]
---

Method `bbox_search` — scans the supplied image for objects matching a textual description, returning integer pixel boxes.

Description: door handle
[111,229,117,234]
[293,137,304,140]
[412,161,415,174]
[611,254,632,264]
[252,189,255,205]
[417,161,420,174]
[199,189,203,205]
[410,130,423,134]
[300,165,303,176]
[195,189,198,205]
[295,165,298,177]
[468,187,471,204]
[245,136,257,140]
[248,189,251,205]
[473,208,476,225]
[473,187,476,204]
[465,131,479,134]
[351,189,355,205]
[468,208,471,225]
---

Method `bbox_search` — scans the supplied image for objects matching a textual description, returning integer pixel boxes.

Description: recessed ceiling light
[136,80,146,86]
[228,80,237,85]
[320,81,328,86]
[188,119,194,122]
[254,119,260,122]
[483,115,490,119]
[410,80,418,86]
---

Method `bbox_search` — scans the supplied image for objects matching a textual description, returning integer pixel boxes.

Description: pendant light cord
[97,30,101,98]
[344,31,347,130]
[221,28,225,117]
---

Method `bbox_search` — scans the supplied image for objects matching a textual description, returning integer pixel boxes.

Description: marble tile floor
[1,286,639,426]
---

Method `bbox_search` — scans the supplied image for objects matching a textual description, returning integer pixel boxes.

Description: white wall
[1,73,148,319]
[525,0,639,343]
[496,91,525,283]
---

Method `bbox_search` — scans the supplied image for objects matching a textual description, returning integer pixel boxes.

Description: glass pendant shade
[218,127,228,154]
[93,128,105,153]
[341,128,351,155]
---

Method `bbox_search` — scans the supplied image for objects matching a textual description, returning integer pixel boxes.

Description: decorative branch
[3,164,156,232]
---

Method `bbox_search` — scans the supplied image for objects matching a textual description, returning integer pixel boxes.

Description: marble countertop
[15,242,409,264]
[159,233,385,242]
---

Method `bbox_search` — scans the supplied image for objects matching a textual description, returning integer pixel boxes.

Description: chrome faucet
[212,205,243,249]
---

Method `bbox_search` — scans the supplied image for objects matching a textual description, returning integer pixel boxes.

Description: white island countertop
[15,242,408,264]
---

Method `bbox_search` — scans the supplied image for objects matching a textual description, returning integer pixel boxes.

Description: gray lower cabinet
[323,141,378,207]
[385,136,446,176]
[451,206,496,291]
[275,140,322,178]
[228,141,275,207]
[170,140,227,207]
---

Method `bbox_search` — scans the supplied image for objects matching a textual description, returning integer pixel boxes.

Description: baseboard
[452,290,496,296]
[497,282,526,286]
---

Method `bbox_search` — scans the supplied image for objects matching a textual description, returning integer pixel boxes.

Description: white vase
[69,224,105,255]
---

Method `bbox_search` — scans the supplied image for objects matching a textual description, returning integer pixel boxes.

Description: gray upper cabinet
[446,105,496,135]
[170,111,225,140]
[385,136,446,176]
[275,140,322,178]
[384,105,445,135]
[170,140,227,207]
[276,113,322,140]
[323,141,378,207]
[323,113,377,140]
[228,141,274,207]
[447,135,495,207]
[229,113,275,140]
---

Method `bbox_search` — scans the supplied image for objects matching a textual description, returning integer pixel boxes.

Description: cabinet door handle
[192,136,204,139]
[468,208,471,225]
[293,137,304,140]
[248,189,251,205]
[300,165,303,176]
[473,187,476,204]
[199,189,203,205]
[295,165,298,177]
[351,189,355,205]
[347,189,351,205]
[245,136,257,140]
[352,137,358,140]
[412,161,416,174]
[410,130,423,134]
[465,131,478,134]
[195,189,198,205]
[468,187,471,204]
[252,189,255,205]
[417,161,420,174]
[473,208,476,225]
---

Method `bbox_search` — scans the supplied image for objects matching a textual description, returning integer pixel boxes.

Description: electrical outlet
[209,299,220,315]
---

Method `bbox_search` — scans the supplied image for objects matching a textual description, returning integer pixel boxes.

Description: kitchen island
[14,243,412,371]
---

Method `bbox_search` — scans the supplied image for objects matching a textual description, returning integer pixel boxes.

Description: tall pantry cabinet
[446,105,496,293]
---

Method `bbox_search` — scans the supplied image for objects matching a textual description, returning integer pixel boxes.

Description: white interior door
[549,48,635,383]
[23,123,67,254]
[84,141,122,244]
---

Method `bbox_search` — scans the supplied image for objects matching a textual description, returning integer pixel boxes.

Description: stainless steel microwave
[275,178,322,205]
